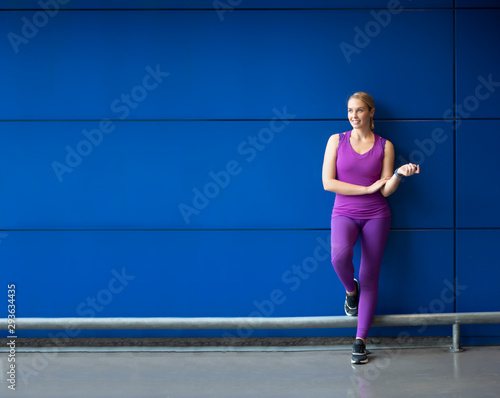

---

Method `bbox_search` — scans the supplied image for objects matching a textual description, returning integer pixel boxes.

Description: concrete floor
[1,345,499,398]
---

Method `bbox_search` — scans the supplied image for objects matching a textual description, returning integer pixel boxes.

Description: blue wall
[1,1,499,343]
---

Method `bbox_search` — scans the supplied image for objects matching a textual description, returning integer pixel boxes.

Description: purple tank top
[332,130,391,219]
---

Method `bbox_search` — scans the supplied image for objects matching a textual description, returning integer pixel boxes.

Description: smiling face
[347,98,375,131]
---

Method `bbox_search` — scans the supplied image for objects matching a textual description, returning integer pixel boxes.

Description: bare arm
[380,140,420,197]
[379,140,399,197]
[322,134,390,196]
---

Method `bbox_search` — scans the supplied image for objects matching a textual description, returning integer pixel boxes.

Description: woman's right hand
[366,177,391,194]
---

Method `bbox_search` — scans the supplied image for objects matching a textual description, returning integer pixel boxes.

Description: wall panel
[381,121,454,229]
[456,120,500,228]
[1,0,454,10]
[456,230,500,338]
[1,229,453,338]
[372,230,454,337]
[456,0,500,7]
[0,120,335,229]
[0,120,452,229]
[1,9,453,120]
[456,9,500,119]
[2,229,337,338]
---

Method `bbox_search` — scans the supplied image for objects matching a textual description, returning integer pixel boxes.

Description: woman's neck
[351,128,373,140]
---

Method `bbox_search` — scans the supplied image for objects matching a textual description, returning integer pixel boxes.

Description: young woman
[322,92,419,364]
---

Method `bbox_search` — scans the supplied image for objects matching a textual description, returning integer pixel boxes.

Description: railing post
[450,322,464,352]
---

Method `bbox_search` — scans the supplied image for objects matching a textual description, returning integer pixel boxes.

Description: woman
[322,92,419,364]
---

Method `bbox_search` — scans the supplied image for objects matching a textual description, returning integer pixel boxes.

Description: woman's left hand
[397,163,420,177]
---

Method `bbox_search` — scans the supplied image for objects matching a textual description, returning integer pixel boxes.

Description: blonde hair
[349,92,375,131]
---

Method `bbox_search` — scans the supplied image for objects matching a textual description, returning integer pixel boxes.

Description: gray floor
[1,345,499,398]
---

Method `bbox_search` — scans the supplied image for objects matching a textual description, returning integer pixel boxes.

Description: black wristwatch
[394,168,404,179]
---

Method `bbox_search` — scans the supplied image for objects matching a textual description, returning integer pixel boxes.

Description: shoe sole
[351,358,369,364]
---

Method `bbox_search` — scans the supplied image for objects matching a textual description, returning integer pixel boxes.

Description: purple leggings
[330,215,391,340]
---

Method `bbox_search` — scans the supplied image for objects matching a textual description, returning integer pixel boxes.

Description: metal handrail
[3,311,499,352]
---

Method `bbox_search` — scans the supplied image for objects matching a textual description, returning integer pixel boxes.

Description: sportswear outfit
[330,130,391,341]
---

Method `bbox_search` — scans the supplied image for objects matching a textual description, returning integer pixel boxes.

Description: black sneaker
[351,339,368,365]
[344,279,359,316]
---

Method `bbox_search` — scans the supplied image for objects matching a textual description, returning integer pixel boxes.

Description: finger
[415,165,420,174]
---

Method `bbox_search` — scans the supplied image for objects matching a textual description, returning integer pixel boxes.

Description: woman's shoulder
[330,130,350,141]
[376,135,394,152]
[327,131,349,147]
